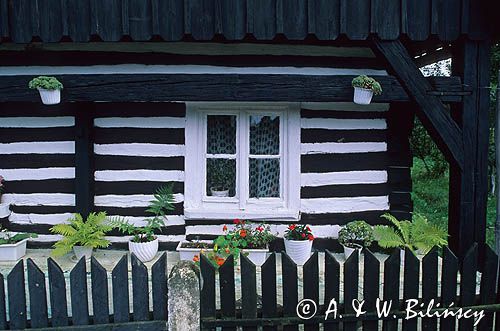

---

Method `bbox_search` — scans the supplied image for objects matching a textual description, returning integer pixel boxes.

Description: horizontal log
[0,74,463,103]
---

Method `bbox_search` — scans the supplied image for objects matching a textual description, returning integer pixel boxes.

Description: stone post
[167,261,201,331]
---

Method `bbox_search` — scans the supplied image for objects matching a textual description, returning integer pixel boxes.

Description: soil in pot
[179,242,214,249]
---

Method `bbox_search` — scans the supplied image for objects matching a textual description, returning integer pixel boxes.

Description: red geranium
[223,225,228,232]
[239,229,247,238]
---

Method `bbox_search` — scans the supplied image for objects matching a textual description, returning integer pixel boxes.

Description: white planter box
[284,239,313,265]
[0,239,28,261]
[38,88,61,105]
[177,241,207,261]
[353,87,374,105]
[129,238,159,262]
[242,247,269,266]
[73,246,93,260]
[0,203,10,218]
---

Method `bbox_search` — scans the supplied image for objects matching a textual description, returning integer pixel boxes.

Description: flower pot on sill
[176,241,214,261]
[242,247,269,266]
[0,239,28,261]
[210,187,229,197]
[353,87,374,105]
[129,238,159,262]
[37,88,61,105]
[73,245,93,260]
[284,239,313,265]
[0,203,11,218]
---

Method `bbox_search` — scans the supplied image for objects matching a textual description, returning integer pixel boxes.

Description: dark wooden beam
[0,74,465,103]
[372,38,464,169]
[74,105,94,218]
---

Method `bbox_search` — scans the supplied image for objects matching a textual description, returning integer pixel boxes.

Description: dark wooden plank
[343,250,359,331]
[38,0,63,42]
[308,0,339,40]
[128,0,152,41]
[131,253,149,321]
[371,0,400,40]
[261,253,277,331]
[303,252,319,331]
[220,0,246,40]
[95,0,122,41]
[70,257,90,325]
[27,259,49,328]
[459,244,477,331]
[7,260,26,329]
[341,0,369,40]
[382,249,400,331]
[0,273,6,330]
[282,0,307,40]
[282,252,298,331]
[200,253,216,327]
[440,247,458,331]
[422,247,438,330]
[9,0,32,43]
[403,249,419,331]
[187,0,215,41]
[112,255,130,323]
[91,257,110,324]
[435,0,461,41]
[67,0,91,42]
[152,253,167,321]
[324,251,340,331]
[48,258,69,327]
[240,254,257,331]
[0,0,9,38]
[219,254,236,331]
[75,108,94,218]
[249,0,276,40]
[158,0,184,40]
[363,250,380,331]
[402,0,431,40]
[477,246,498,331]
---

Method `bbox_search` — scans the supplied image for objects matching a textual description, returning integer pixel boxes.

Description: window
[185,103,300,220]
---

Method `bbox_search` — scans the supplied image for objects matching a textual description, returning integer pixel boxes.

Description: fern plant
[108,184,175,243]
[373,213,448,254]
[50,212,112,256]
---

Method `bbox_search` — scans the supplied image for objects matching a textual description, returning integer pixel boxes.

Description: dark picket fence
[200,244,500,331]
[0,254,168,330]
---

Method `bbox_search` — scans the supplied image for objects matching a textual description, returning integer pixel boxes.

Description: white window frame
[184,102,300,220]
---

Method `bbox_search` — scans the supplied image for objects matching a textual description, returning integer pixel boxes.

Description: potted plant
[28,76,63,105]
[50,212,112,260]
[338,220,374,259]
[177,237,214,261]
[207,160,232,197]
[351,75,382,105]
[0,227,37,261]
[283,224,314,265]
[373,213,448,261]
[0,175,10,218]
[110,185,175,262]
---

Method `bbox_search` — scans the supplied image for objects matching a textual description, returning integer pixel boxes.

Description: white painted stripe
[0,117,75,128]
[9,212,72,225]
[301,196,389,214]
[0,168,75,180]
[94,170,184,182]
[107,215,185,226]
[301,171,388,187]
[301,142,387,154]
[94,143,184,157]
[0,141,75,154]
[185,224,341,238]
[301,102,390,112]
[94,117,185,128]
[0,64,388,76]
[106,235,186,243]
[94,194,184,207]
[2,193,75,206]
[29,234,63,242]
[301,118,387,130]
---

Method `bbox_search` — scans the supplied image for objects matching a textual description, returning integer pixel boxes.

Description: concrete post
[167,261,201,331]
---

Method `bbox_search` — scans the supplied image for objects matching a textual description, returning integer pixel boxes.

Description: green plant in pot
[109,184,175,262]
[50,212,112,260]
[351,75,382,105]
[338,220,374,259]
[28,76,63,105]
[0,227,37,261]
[207,160,233,197]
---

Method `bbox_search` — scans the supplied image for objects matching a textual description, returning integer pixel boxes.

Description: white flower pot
[0,203,11,218]
[210,188,229,197]
[0,238,28,261]
[353,87,374,105]
[37,88,61,105]
[73,246,93,260]
[129,238,159,262]
[284,239,313,265]
[343,245,357,259]
[177,241,204,261]
[243,247,269,266]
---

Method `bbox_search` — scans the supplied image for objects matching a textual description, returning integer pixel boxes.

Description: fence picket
[48,257,69,326]
[459,243,478,331]
[440,247,458,331]
[91,257,110,324]
[152,253,168,321]
[403,249,419,331]
[422,247,438,330]
[219,254,236,331]
[303,252,319,331]
[363,249,380,331]
[282,252,299,331]
[343,250,359,331]
[70,257,90,325]
[262,253,277,331]
[8,260,26,329]
[112,255,130,323]
[0,273,6,330]
[478,246,498,331]
[200,254,216,331]
[240,254,257,331]
[324,250,340,331]
[131,254,149,321]
[382,249,400,331]
[27,259,49,328]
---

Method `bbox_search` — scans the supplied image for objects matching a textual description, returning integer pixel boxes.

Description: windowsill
[184,208,299,220]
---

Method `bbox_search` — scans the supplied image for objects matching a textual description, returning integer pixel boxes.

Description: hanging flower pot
[28,76,64,105]
[351,75,382,105]
[283,224,314,265]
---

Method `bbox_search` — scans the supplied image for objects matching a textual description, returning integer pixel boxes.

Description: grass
[411,158,497,248]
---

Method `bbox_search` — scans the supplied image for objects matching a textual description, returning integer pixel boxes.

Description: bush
[351,75,382,95]
[28,76,63,90]
[338,220,374,249]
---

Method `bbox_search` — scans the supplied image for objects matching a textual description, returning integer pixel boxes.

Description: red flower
[193,255,200,262]
[256,226,263,232]
[308,235,314,241]
[223,225,228,232]
[233,219,241,224]
[216,257,225,266]
[289,224,296,231]
[306,226,311,232]
[240,229,247,238]
[301,233,306,238]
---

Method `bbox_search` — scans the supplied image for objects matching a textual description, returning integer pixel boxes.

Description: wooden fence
[0,254,168,330]
[200,244,500,331]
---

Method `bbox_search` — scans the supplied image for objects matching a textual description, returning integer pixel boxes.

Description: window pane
[207,115,236,154]
[250,115,280,155]
[249,158,280,198]
[206,158,236,197]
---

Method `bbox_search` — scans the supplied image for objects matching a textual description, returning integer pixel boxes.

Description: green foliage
[108,184,175,243]
[50,212,111,256]
[373,213,448,254]
[207,159,233,191]
[351,75,382,95]
[0,227,37,245]
[338,220,374,249]
[28,76,63,90]
[284,224,314,241]
[410,118,448,177]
